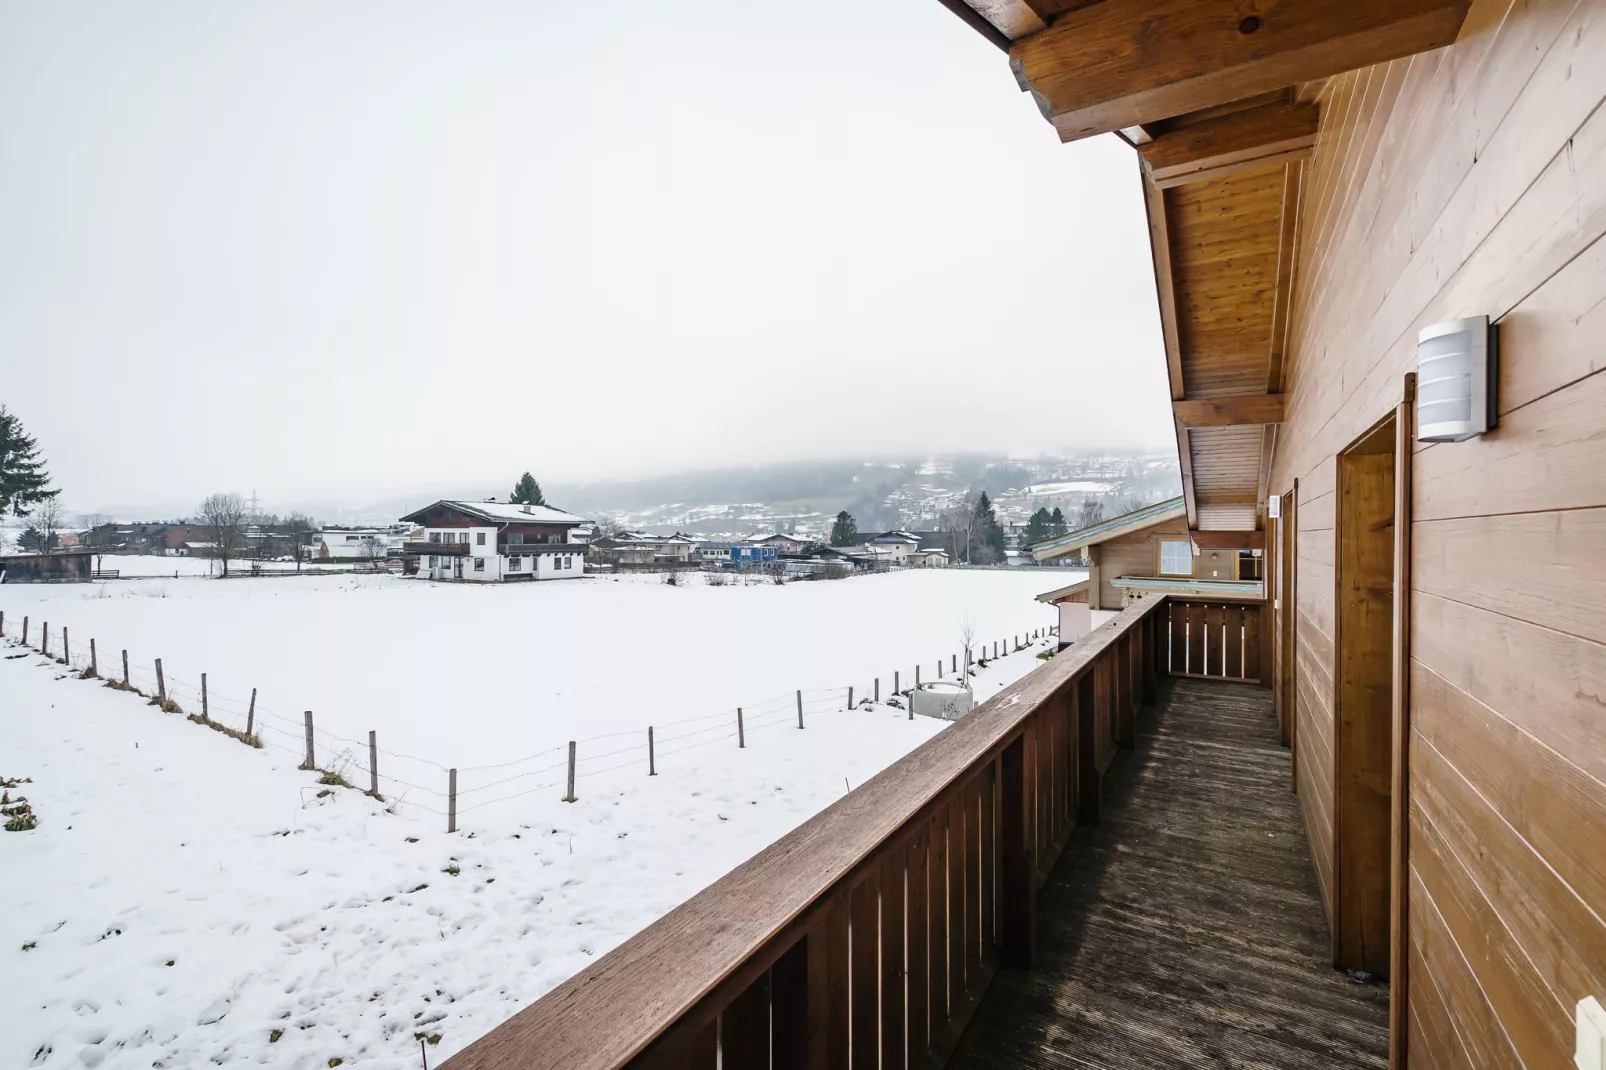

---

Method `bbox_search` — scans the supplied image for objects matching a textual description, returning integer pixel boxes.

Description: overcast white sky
[0,0,1172,514]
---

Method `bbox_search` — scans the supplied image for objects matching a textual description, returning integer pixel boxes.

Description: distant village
[2,470,1097,585]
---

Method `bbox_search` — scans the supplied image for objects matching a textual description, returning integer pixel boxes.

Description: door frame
[1388,374,1416,1070]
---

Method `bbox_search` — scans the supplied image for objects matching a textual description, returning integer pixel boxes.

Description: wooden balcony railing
[1161,595,1271,683]
[443,594,1268,1070]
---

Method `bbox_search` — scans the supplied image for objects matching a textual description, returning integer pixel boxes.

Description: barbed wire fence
[0,608,1057,833]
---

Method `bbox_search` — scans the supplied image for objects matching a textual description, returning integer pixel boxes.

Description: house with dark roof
[399,499,589,582]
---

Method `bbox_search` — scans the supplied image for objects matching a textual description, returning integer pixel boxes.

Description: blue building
[730,543,778,565]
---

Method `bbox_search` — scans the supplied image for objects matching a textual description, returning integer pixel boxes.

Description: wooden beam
[940,0,1044,46]
[1173,394,1286,427]
[1009,0,1471,143]
[1140,102,1319,188]
[1140,165,1184,400]
[1267,159,1305,393]
[1174,418,1198,529]
[1191,530,1266,550]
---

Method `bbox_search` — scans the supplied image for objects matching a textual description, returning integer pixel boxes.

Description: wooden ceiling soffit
[1139,102,1319,188]
[1009,0,1471,143]
[1141,164,1184,401]
[1173,394,1286,427]
[1174,417,1198,528]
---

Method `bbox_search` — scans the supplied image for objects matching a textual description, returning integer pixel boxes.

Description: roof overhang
[1031,497,1186,561]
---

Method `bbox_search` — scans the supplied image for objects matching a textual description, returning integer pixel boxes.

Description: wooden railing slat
[946,794,966,1005]
[927,808,949,1035]
[964,776,983,984]
[1245,603,1263,681]
[905,829,930,1063]
[850,874,879,1068]
[771,939,808,1070]
[1225,605,1245,680]
[980,762,996,964]
[721,967,770,1068]
[880,851,906,1070]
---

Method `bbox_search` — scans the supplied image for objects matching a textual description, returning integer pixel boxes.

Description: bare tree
[283,512,314,571]
[199,492,247,577]
[943,500,979,565]
[358,533,387,570]
[35,497,65,552]
[959,610,977,676]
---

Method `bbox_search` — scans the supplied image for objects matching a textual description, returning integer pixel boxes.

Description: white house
[913,548,949,568]
[399,499,590,582]
[862,530,922,565]
[311,527,408,561]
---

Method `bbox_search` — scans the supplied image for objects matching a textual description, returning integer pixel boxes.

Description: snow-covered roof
[402,500,589,526]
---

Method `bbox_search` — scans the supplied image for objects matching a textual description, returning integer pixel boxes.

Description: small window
[508,533,524,545]
[1238,549,1264,581]
[427,556,437,568]
[473,557,485,572]
[508,556,521,570]
[476,532,486,546]
[1158,539,1192,577]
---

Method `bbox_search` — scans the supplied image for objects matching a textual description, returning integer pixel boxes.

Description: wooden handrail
[444,595,1174,1070]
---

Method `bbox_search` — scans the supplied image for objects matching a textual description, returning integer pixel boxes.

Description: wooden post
[563,741,576,802]
[796,690,804,729]
[122,649,129,686]
[62,627,69,664]
[447,768,457,832]
[648,727,656,775]
[952,653,957,673]
[737,707,746,748]
[916,664,921,688]
[0,611,4,636]
[89,638,97,677]
[368,731,379,796]
[21,616,27,644]
[247,688,256,737]
[874,677,880,703]
[848,686,853,708]
[894,670,899,696]
[302,711,315,769]
[156,658,166,702]
[42,623,49,656]
[1000,736,1034,968]
[201,673,209,720]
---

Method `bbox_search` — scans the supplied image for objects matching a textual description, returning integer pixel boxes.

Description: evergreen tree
[18,525,51,552]
[972,492,1006,563]
[1023,506,1052,546]
[829,510,858,547]
[1049,506,1067,537]
[0,406,56,518]
[509,472,546,506]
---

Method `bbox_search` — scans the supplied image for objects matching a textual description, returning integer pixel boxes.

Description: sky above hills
[0,0,1173,513]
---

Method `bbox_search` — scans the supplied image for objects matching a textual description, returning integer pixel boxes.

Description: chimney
[522,505,531,514]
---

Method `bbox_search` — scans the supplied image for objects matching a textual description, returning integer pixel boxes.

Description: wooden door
[1333,415,1396,978]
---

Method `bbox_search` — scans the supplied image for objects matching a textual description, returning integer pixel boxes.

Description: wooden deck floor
[949,678,1389,1069]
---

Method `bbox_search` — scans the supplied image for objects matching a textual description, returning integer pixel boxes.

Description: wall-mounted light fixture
[1418,316,1498,442]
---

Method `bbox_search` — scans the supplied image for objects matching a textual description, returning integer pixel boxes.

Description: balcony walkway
[949,678,1389,1069]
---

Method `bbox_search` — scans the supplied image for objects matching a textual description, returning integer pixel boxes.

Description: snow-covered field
[0,568,1069,1069]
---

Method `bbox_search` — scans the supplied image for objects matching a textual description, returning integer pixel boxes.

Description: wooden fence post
[247,688,257,737]
[201,673,208,720]
[916,664,922,688]
[122,649,129,686]
[89,638,97,677]
[156,658,166,702]
[648,727,656,775]
[0,611,4,636]
[369,731,379,796]
[952,653,957,673]
[42,623,49,656]
[874,677,880,703]
[894,670,899,696]
[848,686,853,708]
[563,741,577,802]
[21,616,27,644]
[796,691,803,729]
[301,711,314,770]
[737,707,746,748]
[63,627,69,664]
[448,768,457,832]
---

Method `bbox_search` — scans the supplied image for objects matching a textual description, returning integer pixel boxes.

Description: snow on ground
[0,569,1070,1069]
[81,555,355,578]
[0,569,1065,822]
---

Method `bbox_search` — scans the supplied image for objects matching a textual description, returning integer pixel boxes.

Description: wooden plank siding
[1269,0,1606,1063]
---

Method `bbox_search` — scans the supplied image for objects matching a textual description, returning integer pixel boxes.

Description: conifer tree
[510,472,546,506]
[0,406,56,518]
[829,510,858,547]
[1024,506,1052,546]
[1049,506,1067,537]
